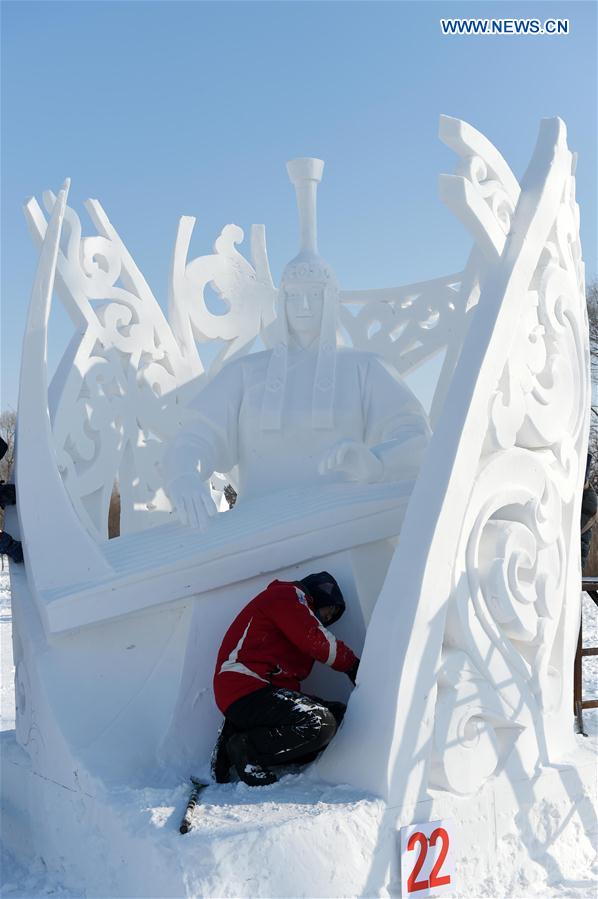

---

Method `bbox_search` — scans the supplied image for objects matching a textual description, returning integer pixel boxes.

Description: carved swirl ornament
[338,274,463,378]
[26,196,279,538]
[431,134,587,795]
[457,155,516,236]
[46,199,189,538]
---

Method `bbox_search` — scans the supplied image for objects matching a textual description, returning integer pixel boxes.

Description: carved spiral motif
[431,144,587,794]
[338,277,463,376]
[458,155,516,235]
[179,222,277,350]
[80,235,122,285]
[43,199,190,538]
[463,456,564,694]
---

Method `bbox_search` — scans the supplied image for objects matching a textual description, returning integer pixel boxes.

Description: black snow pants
[224,686,346,768]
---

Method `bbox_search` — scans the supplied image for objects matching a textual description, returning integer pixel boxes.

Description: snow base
[2,573,597,897]
[1,729,596,899]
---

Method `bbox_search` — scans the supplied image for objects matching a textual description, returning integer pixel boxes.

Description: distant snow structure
[5,116,594,898]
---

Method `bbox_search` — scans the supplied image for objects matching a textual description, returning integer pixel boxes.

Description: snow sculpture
[162,157,430,520]
[5,115,591,897]
[318,117,589,806]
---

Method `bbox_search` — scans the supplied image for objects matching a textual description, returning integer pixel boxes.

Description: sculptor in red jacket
[213,578,358,713]
[212,572,360,786]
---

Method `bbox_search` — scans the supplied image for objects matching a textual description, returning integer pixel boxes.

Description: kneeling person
[212,572,360,786]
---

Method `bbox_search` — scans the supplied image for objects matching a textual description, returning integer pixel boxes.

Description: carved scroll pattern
[459,154,517,235]
[431,151,587,794]
[438,114,521,261]
[27,194,279,538]
[171,218,278,373]
[338,274,465,376]
[26,196,201,539]
[339,119,523,408]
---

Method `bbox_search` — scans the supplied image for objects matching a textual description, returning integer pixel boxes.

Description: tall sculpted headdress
[261,158,340,431]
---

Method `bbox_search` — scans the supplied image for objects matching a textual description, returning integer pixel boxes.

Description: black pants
[224,687,346,768]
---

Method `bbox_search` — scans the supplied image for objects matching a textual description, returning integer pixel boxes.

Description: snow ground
[0,568,597,899]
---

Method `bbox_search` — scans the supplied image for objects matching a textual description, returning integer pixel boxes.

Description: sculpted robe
[165,345,431,502]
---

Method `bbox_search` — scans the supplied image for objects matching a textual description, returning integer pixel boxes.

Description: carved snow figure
[3,116,595,898]
[164,157,430,526]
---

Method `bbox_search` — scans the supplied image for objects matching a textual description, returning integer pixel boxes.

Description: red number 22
[407,827,451,893]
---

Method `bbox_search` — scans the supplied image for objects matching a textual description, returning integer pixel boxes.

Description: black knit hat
[297,571,345,625]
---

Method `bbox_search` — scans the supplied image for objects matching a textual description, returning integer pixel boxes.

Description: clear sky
[1,0,596,411]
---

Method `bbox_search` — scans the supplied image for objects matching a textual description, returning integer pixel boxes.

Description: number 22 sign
[399,819,455,897]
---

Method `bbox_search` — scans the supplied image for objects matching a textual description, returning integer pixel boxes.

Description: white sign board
[399,819,456,897]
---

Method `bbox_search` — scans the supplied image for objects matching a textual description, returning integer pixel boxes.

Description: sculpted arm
[163,361,244,528]
[319,356,431,484]
[364,357,432,481]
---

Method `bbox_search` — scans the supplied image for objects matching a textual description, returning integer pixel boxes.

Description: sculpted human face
[285,284,324,345]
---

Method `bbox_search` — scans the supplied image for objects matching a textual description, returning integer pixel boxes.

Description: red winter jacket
[213,580,358,713]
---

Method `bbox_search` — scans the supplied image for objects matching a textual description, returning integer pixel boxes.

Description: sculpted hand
[318,440,383,483]
[167,473,218,530]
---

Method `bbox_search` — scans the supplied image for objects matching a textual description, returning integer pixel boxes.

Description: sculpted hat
[261,157,339,432]
[280,157,339,290]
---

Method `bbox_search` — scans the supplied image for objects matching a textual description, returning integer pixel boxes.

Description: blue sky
[1,0,596,410]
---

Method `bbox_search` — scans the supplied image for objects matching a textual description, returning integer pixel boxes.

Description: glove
[0,533,23,564]
[346,658,360,685]
[166,473,217,530]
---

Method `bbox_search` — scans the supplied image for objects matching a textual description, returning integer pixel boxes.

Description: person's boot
[0,532,23,564]
[226,732,277,787]
[210,718,236,784]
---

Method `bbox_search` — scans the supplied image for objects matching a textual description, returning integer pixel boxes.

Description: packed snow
[0,568,596,898]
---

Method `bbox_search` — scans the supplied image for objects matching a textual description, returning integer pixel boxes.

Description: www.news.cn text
[440,18,569,36]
